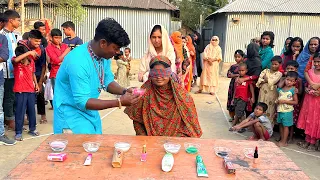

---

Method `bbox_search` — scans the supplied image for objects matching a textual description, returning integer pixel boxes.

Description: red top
[46,43,68,78]
[12,59,35,92]
[235,75,252,101]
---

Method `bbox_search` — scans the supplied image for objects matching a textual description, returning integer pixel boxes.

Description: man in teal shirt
[53,18,140,134]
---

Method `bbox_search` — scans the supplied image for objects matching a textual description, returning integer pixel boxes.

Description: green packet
[196,155,208,177]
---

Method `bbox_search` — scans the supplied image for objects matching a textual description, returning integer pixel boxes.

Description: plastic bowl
[114,142,131,152]
[214,147,231,158]
[49,139,68,152]
[83,142,100,153]
[243,148,254,159]
[164,143,181,154]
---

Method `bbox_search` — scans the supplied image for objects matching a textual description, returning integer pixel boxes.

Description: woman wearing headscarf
[138,25,176,83]
[196,36,222,95]
[297,37,320,83]
[125,56,202,137]
[280,37,293,57]
[183,35,196,91]
[171,31,184,78]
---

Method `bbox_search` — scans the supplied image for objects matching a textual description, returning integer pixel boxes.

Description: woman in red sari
[124,56,202,137]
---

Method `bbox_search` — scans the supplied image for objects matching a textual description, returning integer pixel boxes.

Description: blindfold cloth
[149,67,172,78]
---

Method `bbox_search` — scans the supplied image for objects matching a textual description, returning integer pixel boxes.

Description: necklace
[88,42,106,93]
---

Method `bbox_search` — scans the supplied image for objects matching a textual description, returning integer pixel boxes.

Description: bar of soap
[186,147,198,154]
[162,153,174,172]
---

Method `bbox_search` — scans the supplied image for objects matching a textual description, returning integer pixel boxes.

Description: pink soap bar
[133,88,145,96]
[47,153,67,162]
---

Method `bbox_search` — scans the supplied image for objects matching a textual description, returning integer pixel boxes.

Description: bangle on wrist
[117,98,122,109]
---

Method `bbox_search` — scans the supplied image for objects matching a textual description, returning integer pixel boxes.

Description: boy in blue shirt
[61,21,83,50]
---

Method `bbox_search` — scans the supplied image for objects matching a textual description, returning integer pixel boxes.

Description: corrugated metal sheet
[211,14,228,61]
[169,20,181,34]
[0,0,178,10]
[213,13,320,63]
[206,0,320,20]
[25,4,171,59]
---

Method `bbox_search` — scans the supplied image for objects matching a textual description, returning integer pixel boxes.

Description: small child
[124,47,131,76]
[256,56,283,124]
[44,72,53,110]
[115,51,130,88]
[231,63,255,127]
[61,21,83,50]
[227,50,245,121]
[13,30,42,141]
[276,71,299,147]
[278,60,302,143]
[230,102,273,141]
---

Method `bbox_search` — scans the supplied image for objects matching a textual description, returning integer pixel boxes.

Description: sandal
[307,145,316,152]
[229,127,235,131]
[209,92,215,96]
[40,119,48,124]
[28,130,40,136]
[237,128,246,133]
[228,118,233,122]
[297,141,309,149]
[195,90,202,94]
[15,134,23,141]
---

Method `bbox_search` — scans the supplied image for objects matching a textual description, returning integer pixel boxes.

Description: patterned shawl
[124,56,202,137]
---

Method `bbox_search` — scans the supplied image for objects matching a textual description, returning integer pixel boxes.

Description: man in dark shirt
[22,21,48,48]
[61,21,83,50]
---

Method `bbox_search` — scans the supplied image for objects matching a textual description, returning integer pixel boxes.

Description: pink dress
[297,69,320,140]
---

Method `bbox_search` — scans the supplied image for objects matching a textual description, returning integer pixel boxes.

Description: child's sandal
[15,134,23,141]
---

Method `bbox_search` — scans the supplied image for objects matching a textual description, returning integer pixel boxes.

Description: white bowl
[214,147,231,158]
[49,139,68,152]
[83,142,100,153]
[164,143,181,154]
[243,148,254,159]
[114,142,131,152]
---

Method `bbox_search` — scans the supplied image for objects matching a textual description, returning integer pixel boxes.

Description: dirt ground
[1,62,320,179]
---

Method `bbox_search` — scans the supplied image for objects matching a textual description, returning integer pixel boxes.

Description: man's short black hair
[4,10,20,20]
[286,71,298,80]
[124,47,131,52]
[94,18,130,47]
[61,21,75,31]
[286,60,299,69]
[50,28,62,37]
[271,55,282,64]
[29,30,43,39]
[0,12,8,23]
[34,21,45,30]
[256,102,268,112]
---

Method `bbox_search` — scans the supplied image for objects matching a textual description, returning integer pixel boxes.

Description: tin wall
[25,4,173,59]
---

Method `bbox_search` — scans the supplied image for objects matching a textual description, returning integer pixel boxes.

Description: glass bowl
[214,146,231,158]
[49,139,68,152]
[184,143,200,154]
[164,143,181,154]
[243,148,254,159]
[114,142,131,152]
[83,142,100,153]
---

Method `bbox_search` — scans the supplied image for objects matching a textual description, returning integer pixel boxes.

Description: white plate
[114,142,131,152]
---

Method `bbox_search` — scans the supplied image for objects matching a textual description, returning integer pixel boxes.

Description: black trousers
[36,76,46,115]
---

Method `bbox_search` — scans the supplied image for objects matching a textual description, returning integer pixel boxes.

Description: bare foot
[278,141,288,147]
[247,136,258,141]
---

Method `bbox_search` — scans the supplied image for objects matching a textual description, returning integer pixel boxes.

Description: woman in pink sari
[196,36,222,95]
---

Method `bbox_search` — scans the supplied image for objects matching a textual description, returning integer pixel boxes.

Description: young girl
[276,71,298,147]
[227,50,245,121]
[124,47,132,77]
[256,56,283,124]
[297,52,320,152]
[115,51,130,88]
[44,72,53,110]
[280,37,293,57]
[259,31,275,70]
[281,37,304,70]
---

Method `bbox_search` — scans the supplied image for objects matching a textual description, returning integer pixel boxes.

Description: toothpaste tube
[224,158,236,174]
[83,153,92,166]
[196,155,208,177]
[47,153,67,162]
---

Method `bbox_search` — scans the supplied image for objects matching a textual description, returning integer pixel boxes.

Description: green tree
[171,0,228,30]
[54,0,87,23]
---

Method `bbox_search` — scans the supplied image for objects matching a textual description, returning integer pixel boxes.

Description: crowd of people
[0,10,83,145]
[1,9,319,153]
[227,32,320,151]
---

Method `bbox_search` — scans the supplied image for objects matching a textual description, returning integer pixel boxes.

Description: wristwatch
[122,88,127,95]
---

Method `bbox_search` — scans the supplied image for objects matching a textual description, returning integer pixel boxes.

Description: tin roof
[206,0,320,19]
[0,0,178,11]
